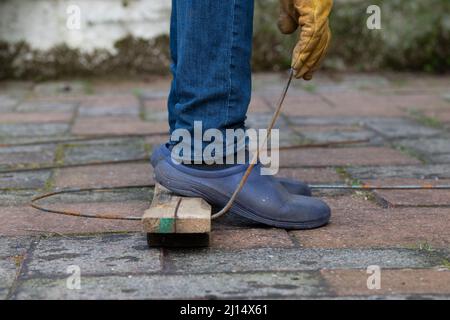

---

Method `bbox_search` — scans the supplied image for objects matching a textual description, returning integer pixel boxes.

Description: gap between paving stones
[4,235,39,300]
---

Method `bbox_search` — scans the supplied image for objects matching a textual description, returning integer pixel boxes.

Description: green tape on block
[159,218,175,233]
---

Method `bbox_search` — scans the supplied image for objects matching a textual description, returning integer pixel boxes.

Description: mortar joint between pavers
[5,235,41,300]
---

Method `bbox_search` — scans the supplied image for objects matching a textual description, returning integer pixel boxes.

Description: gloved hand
[278,0,333,80]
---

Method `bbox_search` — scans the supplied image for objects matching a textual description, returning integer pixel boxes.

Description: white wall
[0,0,171,52]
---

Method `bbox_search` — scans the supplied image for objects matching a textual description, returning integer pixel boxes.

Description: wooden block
[146,233,210,248]
[142,183,211,247]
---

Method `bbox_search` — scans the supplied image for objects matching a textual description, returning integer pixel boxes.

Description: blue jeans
[168,0,255,162]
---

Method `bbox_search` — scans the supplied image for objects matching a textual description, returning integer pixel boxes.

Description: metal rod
[310,184,450,190]
[29,182,450,222]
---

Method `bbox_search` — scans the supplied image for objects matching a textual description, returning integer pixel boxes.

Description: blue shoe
[153,156,331,229]
[150,143,312,196]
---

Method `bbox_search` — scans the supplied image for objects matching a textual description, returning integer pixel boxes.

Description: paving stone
[0,205,141,237]
[78,95,140,117]
[14,271,327,300]
[279,147,420,167]
[210,229,294,249]
[277,168,342,183]
[318,93,406,117]
[348,164,450,179]
[299,128,377,144]
[290,196,450,248]
[0,135,74,146]
[54,163,153,189]
[41,201,147,220]
[322,269,450,297]
[432,154,450,163]
[288,116,377,127]
[365,118,442,139]
[0,123,69,137]
[325,91,445,111]
[63,137,143,146]
[25,234,160,278]
[93,80,169,96]
[139,91,169,101]
[80,95,139,108]
[396,137,450,155]
[279,98,335,117]
[0,145,55,170]
[0,170,51,190]
[443,93,450,102]
[0,190,37,206]
[36,188,152,204]
[63,143,146,165]
[71,117,168,136]
[0,236,32,257]
[248,96,271,112]
[143,99,167,112]
[366,178,450,207]
[0,113,73,124]
[293,125,364,133]
[423,108,450,123]
[0,94,19,111]
[0,258,17,299]
[33,81,87,96]
[166,247,440,274]
[246,112,288,129]
[144,134,170,146]
[385,94,450,110]
[16,101,77,113]
[144,111,168,122]
[300,74,389,94]
[78,106,139,117]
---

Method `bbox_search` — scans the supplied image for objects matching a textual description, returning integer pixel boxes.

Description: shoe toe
[282,195,331,229]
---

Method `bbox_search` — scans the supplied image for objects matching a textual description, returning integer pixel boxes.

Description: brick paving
[0,73,449,299]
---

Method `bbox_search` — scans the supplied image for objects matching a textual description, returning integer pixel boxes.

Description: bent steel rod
[30,183,450,221]
[310,184,450,190]
[28,70,450,222]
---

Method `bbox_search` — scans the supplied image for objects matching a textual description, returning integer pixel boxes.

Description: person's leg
[154,0,330,230]
[168,0,254,162]
[155,0,311,196]
[167,0,178,133]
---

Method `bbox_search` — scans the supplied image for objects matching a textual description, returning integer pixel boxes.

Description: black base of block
[147,233,210,248]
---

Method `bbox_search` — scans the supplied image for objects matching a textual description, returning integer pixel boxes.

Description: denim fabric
[168,0,255,162]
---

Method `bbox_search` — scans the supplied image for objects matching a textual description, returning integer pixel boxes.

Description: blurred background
[1,0,449,80]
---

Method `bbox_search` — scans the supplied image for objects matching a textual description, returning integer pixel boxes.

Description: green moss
[302,83,317,93]
[83,80,95,95]
[408,109,443,129]
[143,142,153,155]
[54,144,66,166]
[354,190,377,202]
[43,176,54,192]
[1,0,449,80]
[335,166,362,186]
[441,259,450,270]
[394,144,427,164]
[12,255,25,268]
[0,35,170,81]
[417,242,435,252]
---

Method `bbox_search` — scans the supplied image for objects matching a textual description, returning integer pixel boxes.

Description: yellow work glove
[277,0,333,80]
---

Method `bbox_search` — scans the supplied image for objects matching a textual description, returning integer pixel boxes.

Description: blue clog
[150,143,312,196]
[153,155,331,229]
